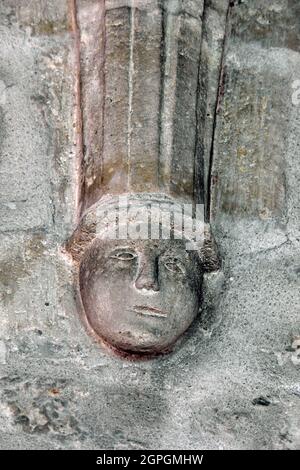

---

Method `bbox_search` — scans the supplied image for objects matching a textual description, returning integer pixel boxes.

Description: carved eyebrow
[162,256,185,263]
[110,247,133,252]
[109,248,137,260]
[161,254,185,262]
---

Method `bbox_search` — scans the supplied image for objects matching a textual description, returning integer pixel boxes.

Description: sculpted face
[79,238,203,355]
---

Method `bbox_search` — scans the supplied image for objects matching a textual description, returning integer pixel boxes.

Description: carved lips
[130,305,168,318]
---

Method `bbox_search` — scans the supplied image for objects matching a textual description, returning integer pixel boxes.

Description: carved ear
[200,226,224,326]
[200,225,221,273]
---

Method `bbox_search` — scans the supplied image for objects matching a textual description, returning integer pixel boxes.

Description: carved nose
[135,256,159,292]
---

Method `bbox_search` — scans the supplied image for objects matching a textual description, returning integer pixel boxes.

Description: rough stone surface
[0,0,299,450]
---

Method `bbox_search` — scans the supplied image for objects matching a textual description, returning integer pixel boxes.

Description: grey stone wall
[0,0,299,450]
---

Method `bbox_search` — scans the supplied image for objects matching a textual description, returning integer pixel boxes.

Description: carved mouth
[130,305,168,318]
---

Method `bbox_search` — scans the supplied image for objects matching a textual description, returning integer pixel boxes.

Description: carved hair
[66,193,220,271]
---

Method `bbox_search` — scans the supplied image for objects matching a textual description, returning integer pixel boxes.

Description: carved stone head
[67,2,221,357]
[79,238,203,355]
[68,195,220,357]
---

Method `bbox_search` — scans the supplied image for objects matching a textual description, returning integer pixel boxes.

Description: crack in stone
[127,2,135,192]
[206,0,232,222]
[68,0,84,222]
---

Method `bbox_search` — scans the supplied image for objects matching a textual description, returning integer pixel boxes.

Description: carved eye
[110,249,137,261]
[163,258,186,275]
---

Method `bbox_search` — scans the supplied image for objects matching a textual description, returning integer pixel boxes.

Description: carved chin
[79,285,199,356]
[82,302,196,356]
[93,325,176,356]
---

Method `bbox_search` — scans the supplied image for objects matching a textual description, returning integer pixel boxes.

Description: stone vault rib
[74,0,208,212]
